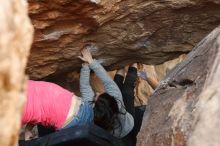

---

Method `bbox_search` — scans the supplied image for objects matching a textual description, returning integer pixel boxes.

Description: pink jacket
[22,80,73,129]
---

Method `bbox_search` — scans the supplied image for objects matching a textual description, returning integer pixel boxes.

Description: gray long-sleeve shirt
[80,60,134,138]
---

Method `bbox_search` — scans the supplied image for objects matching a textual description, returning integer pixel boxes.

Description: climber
[113,64,138,121]
[113,64,138,146]
[21,47,134,138]
[114,65,159,146]
[78,47,134,138]
[114,64,146,146]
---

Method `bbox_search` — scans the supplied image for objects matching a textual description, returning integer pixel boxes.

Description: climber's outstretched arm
[80,63,95,101]
[78,47,124,109]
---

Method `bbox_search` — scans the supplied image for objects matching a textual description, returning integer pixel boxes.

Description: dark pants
[114,67,146,146]
[21,124,125,146]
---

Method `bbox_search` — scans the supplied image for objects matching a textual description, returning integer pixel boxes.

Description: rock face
[0,0,33,146]
[27,0,220,80]
[188,33,220,146]
[137,26,220,146]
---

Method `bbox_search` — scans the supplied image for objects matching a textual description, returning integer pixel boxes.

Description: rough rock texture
[0,0,33,146]
[188,32,220,146]
[27,0,220,80]
[137,26,220,146]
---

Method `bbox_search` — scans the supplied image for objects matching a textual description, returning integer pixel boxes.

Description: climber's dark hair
[93,93,121,131]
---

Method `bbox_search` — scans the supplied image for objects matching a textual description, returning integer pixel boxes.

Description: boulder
[188,28,220,146]
[137,26,220,146]
[0,0,33,146]
[27,0,220,79]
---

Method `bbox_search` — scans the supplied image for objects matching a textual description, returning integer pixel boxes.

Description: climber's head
[93,93,120,131]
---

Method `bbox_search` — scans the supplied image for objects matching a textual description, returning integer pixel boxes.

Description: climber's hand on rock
[138,71,148,80]
[78,48,93,64]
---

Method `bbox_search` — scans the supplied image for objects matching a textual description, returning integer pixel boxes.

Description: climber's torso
[22,80,74,129]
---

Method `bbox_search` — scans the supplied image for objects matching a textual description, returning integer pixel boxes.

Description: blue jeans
[63,101,94,129]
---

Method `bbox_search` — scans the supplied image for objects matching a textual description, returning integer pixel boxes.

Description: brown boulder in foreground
[137,26,220,146]
[0,0,33,146]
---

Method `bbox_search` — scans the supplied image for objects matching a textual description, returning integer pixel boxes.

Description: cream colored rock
[135,54,186,105]
[0,0,33,146]
[27,0,220,79]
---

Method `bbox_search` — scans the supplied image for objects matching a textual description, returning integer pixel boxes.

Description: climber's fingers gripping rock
[78,47,94,64]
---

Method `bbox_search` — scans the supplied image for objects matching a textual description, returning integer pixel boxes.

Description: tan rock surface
[27,0,220,79]
[0,0,33,146]
[135,54,186,105]
[137,26,220,146]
